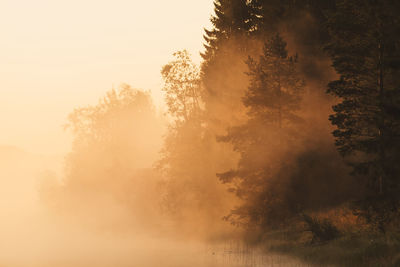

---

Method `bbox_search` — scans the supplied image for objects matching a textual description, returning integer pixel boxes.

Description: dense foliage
[48,0,400,239]
[200,0,400,232]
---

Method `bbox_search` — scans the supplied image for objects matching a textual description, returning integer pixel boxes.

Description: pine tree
[218,34,305,228]
[199,2,263,208]
[325,0,400,228]
[201,0,261,134]
[200,0,334,133]
[244,34,304,130]
[202,0,260,64]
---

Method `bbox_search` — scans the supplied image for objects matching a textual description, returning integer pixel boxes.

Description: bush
[302,213,340,243]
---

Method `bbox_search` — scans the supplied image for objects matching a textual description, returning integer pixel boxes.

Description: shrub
[302,213,340,243]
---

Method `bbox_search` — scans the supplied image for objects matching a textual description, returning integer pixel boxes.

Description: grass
[263,228,400,266]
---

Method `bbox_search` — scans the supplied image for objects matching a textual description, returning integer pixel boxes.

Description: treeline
[159,0,400,234]
[42,0,400,238]
[40,86,165,230]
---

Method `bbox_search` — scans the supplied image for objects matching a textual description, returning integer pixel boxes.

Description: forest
[26,0,400,266]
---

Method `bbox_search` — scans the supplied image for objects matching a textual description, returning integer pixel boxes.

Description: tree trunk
[378,39,385,195]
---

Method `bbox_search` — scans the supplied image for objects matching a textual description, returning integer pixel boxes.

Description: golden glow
[0,0,212,154]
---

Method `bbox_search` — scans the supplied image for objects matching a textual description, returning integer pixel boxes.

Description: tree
[202,0,260,64]
[159,51,204,212]
[201,0,261,136]
[200,0,336,133]
[325,0,400,229]
[46,85,163,228]
[66,85,161,174]
[218,34,305,228]
[199,3,264,207]
[158,51,232,235]
[244,34,304,130]
[161,50,201,123]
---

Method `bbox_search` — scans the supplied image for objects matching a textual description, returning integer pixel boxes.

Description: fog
[0,113,198,267]
[1,1,379,266]
[0,122,303,267]
[0,78,312,266]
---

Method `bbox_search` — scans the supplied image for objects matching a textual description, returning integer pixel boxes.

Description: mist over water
[0,21,329,267]
[4,0,393,266]
[0,13,337,267]
[0,147,308,267]
[0,80,312,267]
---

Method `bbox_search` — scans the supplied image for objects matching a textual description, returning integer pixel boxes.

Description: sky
[0,0,213,155]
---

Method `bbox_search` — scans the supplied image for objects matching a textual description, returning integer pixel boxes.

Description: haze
[0,0,212,155]
[1,0,395,266]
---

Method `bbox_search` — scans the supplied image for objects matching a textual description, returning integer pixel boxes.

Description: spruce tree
[218,34,304,227]
[244,34,304,130]
[202,0,259,63]
[201,0,261,134]
[325,0,400,227]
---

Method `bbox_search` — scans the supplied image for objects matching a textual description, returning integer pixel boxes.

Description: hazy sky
[0,0,213,154]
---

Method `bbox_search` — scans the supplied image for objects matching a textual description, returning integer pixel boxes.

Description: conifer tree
[244,34,304,130]
[218,34,305,227]
[325,0,400,227]
[199,1,263,206]
[201,0,261,134]
[202,0,259,63]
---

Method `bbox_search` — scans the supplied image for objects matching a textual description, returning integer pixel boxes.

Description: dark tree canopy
[326,0,400,198]
[217,34,306,227]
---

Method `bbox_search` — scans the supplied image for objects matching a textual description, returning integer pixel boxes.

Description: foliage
[202,0,259,63]
[269,229,400,267]
[218,33,305,228]
[41,0,400,253]
[244,34,304,128]
[53,85,163,227]
[325,0,400,229]
[158,51,232,234]
[161,50,201,123]
[201,0,262,138]
[302,213,340,243]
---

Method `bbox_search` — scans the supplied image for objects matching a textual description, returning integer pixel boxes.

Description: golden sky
[0,0,212,154]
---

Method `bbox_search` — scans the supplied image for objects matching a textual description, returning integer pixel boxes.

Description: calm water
[202,241,312,267]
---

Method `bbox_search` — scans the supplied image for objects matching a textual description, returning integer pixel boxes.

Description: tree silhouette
[218,34,305,228]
